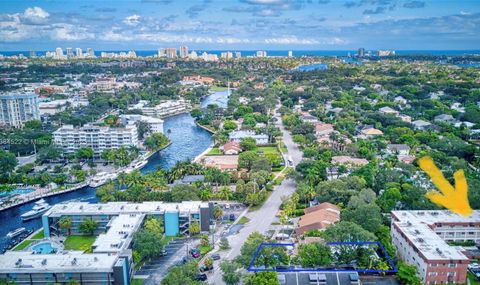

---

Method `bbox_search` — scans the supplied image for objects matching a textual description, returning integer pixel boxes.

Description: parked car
[190,248,200,258]
[211,253,221,260]
[200,265,213,272]
[160,249,167,256]
[194,274,208,281]
[229,214,236,221]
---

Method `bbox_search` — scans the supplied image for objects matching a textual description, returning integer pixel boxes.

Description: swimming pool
[0,188,35,197]
[31,242,58,254]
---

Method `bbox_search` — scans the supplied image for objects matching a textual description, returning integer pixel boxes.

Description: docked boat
[89,172,116,188]
[6,227,26,239]
[21,199,51,221]
[123,158,148,174]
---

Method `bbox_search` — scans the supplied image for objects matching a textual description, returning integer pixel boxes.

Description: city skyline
[0,0,479,51]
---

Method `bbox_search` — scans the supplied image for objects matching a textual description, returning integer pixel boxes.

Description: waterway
[0,91,227,249]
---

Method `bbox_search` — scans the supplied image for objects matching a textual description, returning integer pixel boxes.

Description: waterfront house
[201,155,239,171]
[221,141,242,155]
[229,130,268,145]
[386,144,411,156]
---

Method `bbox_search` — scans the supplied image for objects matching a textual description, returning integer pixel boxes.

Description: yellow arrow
[418,156,472,217]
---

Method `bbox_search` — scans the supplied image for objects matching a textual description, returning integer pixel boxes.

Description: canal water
[0,90,227,249]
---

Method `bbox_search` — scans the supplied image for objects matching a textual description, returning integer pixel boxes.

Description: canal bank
[0,89,230,248]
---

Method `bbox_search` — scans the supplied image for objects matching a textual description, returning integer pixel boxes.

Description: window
[448,263,456,268]
[447,272,456,277]
[429,272,438,276]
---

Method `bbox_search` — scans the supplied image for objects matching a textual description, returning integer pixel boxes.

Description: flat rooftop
[0,251,118,273]
[392,210,480,261]
[92,214,144,253]
[45,201,209,217]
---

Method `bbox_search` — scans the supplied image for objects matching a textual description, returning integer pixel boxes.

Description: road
[209,105,303,284]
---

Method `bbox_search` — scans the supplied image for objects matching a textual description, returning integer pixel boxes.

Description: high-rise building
[66,48,73,58]
[29,50,36,58]
[256,50,267,57]
[358,48,365,57]
[0,92,40,128]
[75,48,83,58]
[235,52,241,58]
[166,48,177,58]
[86,48,94,57]
[158,48,166,57]
[221,52,233,59]
[179,46,188,58]
[288,50,293,57]
[55,47,64,59]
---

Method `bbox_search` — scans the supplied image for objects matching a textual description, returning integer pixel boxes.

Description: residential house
[398,114,412,123]
[358,125,384,138]
[434,114,456,124]
[386,144,411,156]
[296,202,340,235]
[394,96,408,105]
[379,106,399,116]
[331,156,369,167]
[201,155,238,171]
[412,120,433,131]
[300,114,319,123]
[229,130,268,145]
[314,122,334,137]
[221,141,242,155]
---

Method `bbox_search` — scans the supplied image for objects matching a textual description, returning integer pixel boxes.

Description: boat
[21,199,51,221]
[6,227,26,239]
[89,172,116,188]
[123,158,148,174]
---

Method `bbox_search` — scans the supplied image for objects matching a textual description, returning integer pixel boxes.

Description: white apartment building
[391,210,480,285]
[96,76,117,91]
[0,92,40,128]
[129,99,191,118]
[53,124,139,156]
[120,114,164,134]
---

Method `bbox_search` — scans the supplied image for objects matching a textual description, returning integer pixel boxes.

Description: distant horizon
[0,1,479,51]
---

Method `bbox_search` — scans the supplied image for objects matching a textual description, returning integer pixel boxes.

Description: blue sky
[0,0,479,51]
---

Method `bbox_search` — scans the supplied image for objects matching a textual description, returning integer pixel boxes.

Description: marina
[0,90,225,249]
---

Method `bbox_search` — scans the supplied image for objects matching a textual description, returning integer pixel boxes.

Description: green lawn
[31,229,45,239]
[13,239,34,251]
[238,217,250,225]
[131,279,145,285]
[209,86,228,91]
[255,146,279,155]
[208,147,222,155]
[198,244,213,255]
[469,273,480,285]
[64,235,96,253]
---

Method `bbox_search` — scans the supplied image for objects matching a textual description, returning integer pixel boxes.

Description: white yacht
[89,172,116,188]
[7,227,26,238]
[21,199,51,221]
[123,158,148,174]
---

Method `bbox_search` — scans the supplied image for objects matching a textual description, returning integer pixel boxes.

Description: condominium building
[256,50,267,57]
[86,48,94,57]
[95,76,117,91]
[75,47,83,58]
[43,201,213,238]
[129,99,191,118]
[0,251,131,285]
[66,47,73,58]
[179,46,189,58]
[391,210,480,284]
[158,48,166,57]
[166,48,177,58]
[0,92,40,128]
[221,52,233,59]
[120,114,164,134]
[53,124,139,156]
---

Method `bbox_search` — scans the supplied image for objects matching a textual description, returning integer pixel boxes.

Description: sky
[0,0,479,51]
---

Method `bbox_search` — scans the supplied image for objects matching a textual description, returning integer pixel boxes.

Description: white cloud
[264,36,320,44]
[52,24,94,41]
[22,7,49,25]
[123,14,141,26]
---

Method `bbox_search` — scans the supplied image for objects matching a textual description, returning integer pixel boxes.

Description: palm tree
[218,187,233,201]
[58,216,72,235]
[199,188,212,201]
[189,222,200,236]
